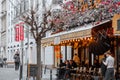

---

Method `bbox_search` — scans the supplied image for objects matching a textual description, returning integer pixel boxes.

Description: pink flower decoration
[117,2,120,5]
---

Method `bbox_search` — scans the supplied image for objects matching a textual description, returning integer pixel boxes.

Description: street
[0,67,19,80]
[0,64,57,80]
[0,66,120,80]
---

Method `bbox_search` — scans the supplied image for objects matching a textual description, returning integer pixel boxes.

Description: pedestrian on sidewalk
[3,57,7,68]
[13,50,20,70]
[103,50,115,80]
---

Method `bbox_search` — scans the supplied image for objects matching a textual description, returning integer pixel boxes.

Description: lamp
[0,11,7,15]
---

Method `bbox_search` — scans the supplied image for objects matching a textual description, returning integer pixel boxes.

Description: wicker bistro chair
[78,67,84,80]
[71,67,83,80]
[86,67,92,80]
[73,67,94,80]
[98,68,103,80]
[89,68,96,80]
[91,68,101,80]
[75,67,87,80]
[70,67,79,80]
[81,67,87,80]
[84,67,94,80]
[56,67,66,79]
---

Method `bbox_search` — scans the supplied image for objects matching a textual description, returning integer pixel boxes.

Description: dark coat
[101,58,107,77]
[14,54,20,63]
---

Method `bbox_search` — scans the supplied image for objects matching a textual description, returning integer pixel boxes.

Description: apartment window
[11,11,13,20]
[36,0,39,9]
[30,32,33,39]
[30,0,33,8]
[24,0,29,11]
[11,28,12,42]
[14,7,16,18]
[20,1,24,13]
[34,0,39,10]
[117,19,120,30]
[8,30,10,43]
[15,3,20,17]
[17,4,20,16]
[8,13,11,26]
[1,15,6,32]
[2,0,6,12]
[52,0,63,4]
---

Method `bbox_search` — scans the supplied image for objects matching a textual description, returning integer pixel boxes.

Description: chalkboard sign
[27,64,38,77]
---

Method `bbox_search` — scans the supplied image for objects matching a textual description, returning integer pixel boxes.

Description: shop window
[117,19,120,30]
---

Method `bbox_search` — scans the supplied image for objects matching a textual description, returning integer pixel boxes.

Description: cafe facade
[40,0,120,72]
[41,19,114,67]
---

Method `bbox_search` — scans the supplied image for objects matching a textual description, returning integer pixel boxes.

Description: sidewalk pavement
[42,68,57,80]
[26,68,57,80]
[6,63,58,80]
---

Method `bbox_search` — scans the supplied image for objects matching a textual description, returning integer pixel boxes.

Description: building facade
[0,0,120,70]
[0,0,64,65]
[6,0,41,64]
[0,0,7,58]
[41,0,120,67]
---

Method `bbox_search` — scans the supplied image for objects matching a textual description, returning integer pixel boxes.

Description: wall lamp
[0,11,7,16]
[1,11,7,14]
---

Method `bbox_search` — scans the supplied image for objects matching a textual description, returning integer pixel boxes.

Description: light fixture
[0,11,7,14]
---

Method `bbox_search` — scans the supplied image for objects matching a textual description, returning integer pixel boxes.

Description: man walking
[14,50,20,70]
[103,50,115,80]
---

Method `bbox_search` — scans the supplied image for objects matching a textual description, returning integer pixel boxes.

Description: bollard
[50,69,52,80]
[44,65,47,74]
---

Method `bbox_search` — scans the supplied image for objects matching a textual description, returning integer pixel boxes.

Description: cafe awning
[89,20,112,55]
[41,27,92,46]
[41,19,112,47]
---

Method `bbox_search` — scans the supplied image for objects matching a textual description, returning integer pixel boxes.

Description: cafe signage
[41,29,91,45]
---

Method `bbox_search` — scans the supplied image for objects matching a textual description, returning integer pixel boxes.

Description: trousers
[104,68,114,80]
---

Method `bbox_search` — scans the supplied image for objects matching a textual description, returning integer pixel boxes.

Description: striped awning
[41,29,91,46]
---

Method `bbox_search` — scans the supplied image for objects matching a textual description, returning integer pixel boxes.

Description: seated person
[84,59,89,71]
[91,59,100,75]
[70,60,77,68]
[92,59,100,69]
[73,54,80,66]
[64,60,75,79]
[59,60,66,68]
[57,60,66,79]
[69,60,77,74]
